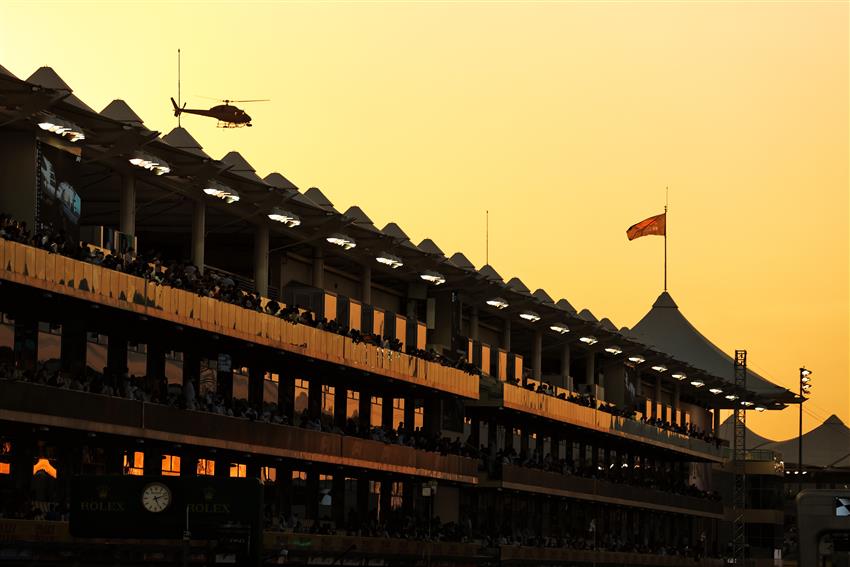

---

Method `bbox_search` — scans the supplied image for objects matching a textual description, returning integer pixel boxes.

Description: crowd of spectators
[509,377,721,446]
[0,214,479,376]
[480,445,720,501]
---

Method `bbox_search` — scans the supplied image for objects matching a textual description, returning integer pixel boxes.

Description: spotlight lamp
[267,208,301,228]
[725,394,739,401]
[486,298,509,310]
[604,346,623,356]
[375,252,403,269]
[671,372,687,381]
[741,400,754,407]
[579,336,598,345]
[689,379,705,388]
[519,311,541,322]
[549,323,570,335]
[651,365,667,373]
[708,388,723,395]
[420,270,446,285]
[755,405,766,412]
[627,355,645,364]
[128,152,170,175]
[326,233,356,250]
[203,182,240,204]
[38,115,85,142]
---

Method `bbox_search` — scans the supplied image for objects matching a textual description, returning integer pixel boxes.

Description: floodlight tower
[798,367,812,494]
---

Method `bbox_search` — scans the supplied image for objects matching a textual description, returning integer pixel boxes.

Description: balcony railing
[497,464,724,517]
[0,239,477,399]
[0,381,478,483]
[499,383,726,460]
[498,545,725,566]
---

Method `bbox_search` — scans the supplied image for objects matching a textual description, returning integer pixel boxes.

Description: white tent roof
[629,292,793,401]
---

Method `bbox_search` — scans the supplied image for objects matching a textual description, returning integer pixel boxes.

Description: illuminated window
[319,474,333,507]
[370,396,382,427]
[261,466,276,484]
[390,481,403,511]
[0,462,10,475]
[295,379,309,414]
[266,372,279,383]
[230,463,246,478]
[33,458,58,478]
[161,455,181,477]
[414,404,424,430]
[322,385,335,418]
[197,458,215,476]
[370,480,382,521]
[292,470,307,483]
[123,451,144,476]
[347,390,360,420]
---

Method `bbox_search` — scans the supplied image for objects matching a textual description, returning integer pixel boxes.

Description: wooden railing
[0,239,477,399]
[501,383,726,460]
[0,381,479,483]
[499,465,724,517]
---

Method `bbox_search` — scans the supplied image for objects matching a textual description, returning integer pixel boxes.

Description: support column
[361,264,371,305]
[672,382,681,421]
[359,389,372,431]
[192,200,205,273]
[106,333,128,375]
[423,397,441,437]
[278,371,295,422]
[248,366,264,409]
[469,415,480,448]
[470,306,479,342]
[13,317,38,372]
[146,341,167,402]
[217,354,234,402]
[560,343,571,389]
[60,320,87,376]
[585,352,596,386]
[334,386,348,429]
[312,246,324,289]
[254,224,270,296]
[119,174,136,237]
[654,375,662,404]
[381,395,394,430]
[308,379,322,420]
[183,350,201,406]
[532,330,542,380]
[713,408,721,436]
[403,397,416,434]
[332,474,346,527]
[502,318,511,352]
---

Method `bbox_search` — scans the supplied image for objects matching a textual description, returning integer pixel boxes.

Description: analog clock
[141,482,171,513]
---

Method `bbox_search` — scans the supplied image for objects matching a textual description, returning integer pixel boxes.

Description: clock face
[141,482,171,513]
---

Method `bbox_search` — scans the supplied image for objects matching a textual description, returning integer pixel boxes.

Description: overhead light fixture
[38,115,85,142]
[128,152,170,175]
[671,372,687,381]
[549,323,570,335]
[651,365,667,373]
[755,406,766,412]
[519,310,541,322]
[604,346,623,355]
[486,298,509,310]
[268,208,301,228]
[420,270,446,285]
[375,252,403,269]
[203,181,240,204]
[689,379,705,388]
[725,394,739,401]
[800,368,812,378]
[579,336,598,345]
[628,355,645,364]
[327,233,356,250]
[709,388,723,395]
[741,400,754,407]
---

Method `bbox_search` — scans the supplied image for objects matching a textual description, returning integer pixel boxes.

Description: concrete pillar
[532,330,542,380]
[312,246,324,289]
[332,474,346,526]
[381,396,394,430]
[359,389,372,431]
[520,429,529,457]
[672,382,681,415]
[423,397,441,437]
[560,343,571,388]
[278,372,295,421]
[713,409,721,436]
[361,264,371,305]
[584,352,595,386]
[183,350,201,394]
[13,317,38,372]
[106,333,128,375]
[146,341,167,400]
[216,354,234,401]
[254,224,270,296]
[470,306,479,342]
[119,174,135,237]
[487,419,498,450]
[60,320,87,376]
[654,375,662,403]
[502,318,511,352]
[191,200,205,272]
[403,397,416,433]
[308,379,322,420]
[248,366,264,408]
[469,415,480,448]
[334,386,348,429]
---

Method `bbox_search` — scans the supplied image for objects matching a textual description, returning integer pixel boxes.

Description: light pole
[798,367,812,494]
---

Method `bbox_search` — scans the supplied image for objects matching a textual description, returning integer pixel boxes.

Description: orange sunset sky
[0,1,847,440]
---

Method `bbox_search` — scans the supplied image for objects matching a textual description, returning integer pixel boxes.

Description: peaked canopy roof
[100,99,145,127]
[26,67,95,113]
[718,416,774,450]
[762,415,850,468]
[629,292,794,402]
[161,127,209,158]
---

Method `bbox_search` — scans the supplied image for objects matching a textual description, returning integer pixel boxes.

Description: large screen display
[837,497,850,517]
[37,141,81,246]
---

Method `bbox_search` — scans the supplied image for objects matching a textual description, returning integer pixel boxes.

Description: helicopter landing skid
[216,121,250,129]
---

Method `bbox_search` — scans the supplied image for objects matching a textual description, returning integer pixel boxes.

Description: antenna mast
[177,49,181,127]
[486,210,489,266]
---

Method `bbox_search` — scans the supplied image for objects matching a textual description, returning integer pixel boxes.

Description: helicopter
[170,97,268,128]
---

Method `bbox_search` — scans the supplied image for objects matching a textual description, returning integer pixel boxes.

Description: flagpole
[664,187,668,291]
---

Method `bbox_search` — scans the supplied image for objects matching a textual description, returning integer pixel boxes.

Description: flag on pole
[626,213,666,241]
